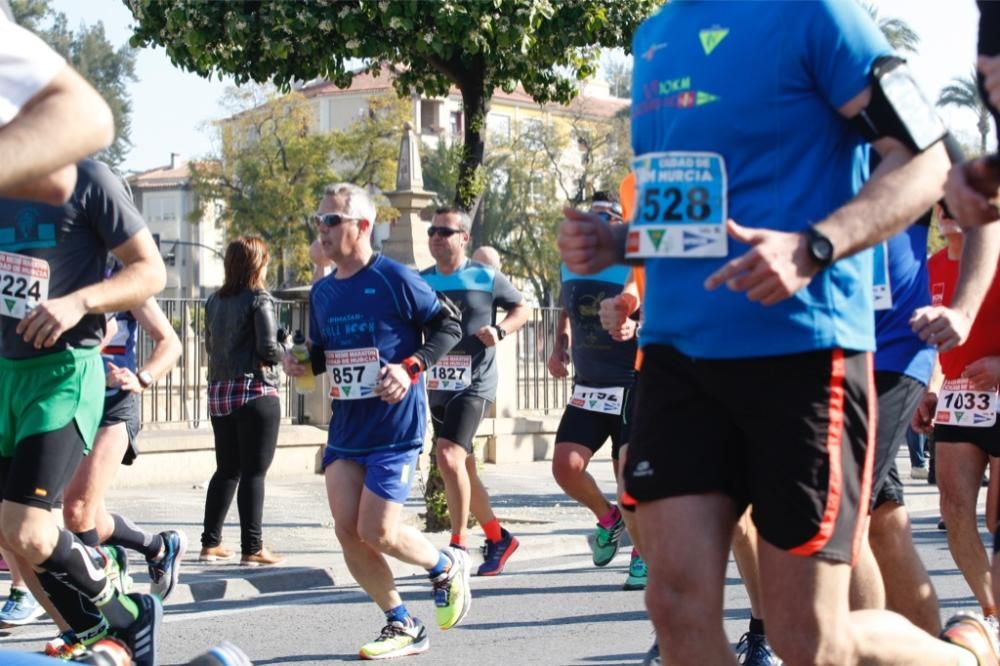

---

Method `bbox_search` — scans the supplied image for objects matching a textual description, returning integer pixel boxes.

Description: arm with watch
[560,57,951,304]
[376,291,463,404]
[474,302,529,348]
[105,297,182,393]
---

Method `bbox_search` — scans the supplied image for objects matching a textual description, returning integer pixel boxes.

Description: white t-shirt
[0,14,65,125]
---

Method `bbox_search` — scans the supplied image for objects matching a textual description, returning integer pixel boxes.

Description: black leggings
[202,396,280,554]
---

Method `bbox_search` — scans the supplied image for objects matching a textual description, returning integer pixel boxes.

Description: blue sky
[52,0,990,173]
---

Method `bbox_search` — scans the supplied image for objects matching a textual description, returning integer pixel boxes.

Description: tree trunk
[454,79,490,218]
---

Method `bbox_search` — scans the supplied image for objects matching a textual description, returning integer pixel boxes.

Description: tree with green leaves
[937,69,993,155]
[423,107,631,305]
[862,3,920,54]
[12,0,137,167]
[124,0,660,217]
[328,93,412,193]
[189,87,336,287]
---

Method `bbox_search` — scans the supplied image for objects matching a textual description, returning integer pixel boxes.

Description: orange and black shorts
[623,345,875,565]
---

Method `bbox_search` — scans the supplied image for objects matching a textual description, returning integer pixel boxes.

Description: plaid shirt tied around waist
[208,376,278,417]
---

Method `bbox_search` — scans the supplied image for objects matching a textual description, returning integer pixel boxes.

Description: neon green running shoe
[623,552,648,591]
[359,618,428,660]
[431,547,471,630]
[592,516,625,567]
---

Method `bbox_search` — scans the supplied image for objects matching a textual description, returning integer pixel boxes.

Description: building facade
[128,154,226,298]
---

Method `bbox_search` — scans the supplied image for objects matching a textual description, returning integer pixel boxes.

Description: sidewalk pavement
[45,453,948,606]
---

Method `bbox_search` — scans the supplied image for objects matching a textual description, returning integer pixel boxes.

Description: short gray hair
[323,183,377,224]
[434,206,472,233]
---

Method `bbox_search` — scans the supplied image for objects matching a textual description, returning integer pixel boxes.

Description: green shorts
[0,348,106,458]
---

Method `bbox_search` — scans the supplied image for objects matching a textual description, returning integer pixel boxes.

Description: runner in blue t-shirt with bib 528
[558,1,996,663]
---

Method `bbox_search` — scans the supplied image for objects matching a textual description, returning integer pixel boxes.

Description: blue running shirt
[874,220,935,385]
[630,0,891,358]
[420,259,524,403]
[309,254,441,454]
[560,263,637,387]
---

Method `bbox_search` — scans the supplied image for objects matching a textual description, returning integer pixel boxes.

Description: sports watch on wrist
[401,356,423,383]
[492,325,507,341]
[803,226,835,269]
[137,370,154,389]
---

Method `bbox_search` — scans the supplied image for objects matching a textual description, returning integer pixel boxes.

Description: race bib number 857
[326,347,380,400]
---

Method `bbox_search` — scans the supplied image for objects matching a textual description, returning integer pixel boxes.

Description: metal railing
[136,298,309,428]
[514,307,572,411]
[137,299,568,426]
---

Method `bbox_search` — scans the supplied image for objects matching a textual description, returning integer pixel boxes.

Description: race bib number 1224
[0,251,49,320]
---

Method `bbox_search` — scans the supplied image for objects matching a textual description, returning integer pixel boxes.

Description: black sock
[41,528,139,630]
[106,513,162,561]
[749,616,765,636]
[37,570,104,635]
[75,528,100,547]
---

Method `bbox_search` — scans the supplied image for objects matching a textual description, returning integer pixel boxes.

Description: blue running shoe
[477,529,519,576]
[0,587,44,626]
[736,631,782,665]
[113,593,162,666]
[148,530,187,601]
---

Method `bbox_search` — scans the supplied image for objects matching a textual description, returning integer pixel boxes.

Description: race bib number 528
[0,251,49,320]
[626,151,728,259]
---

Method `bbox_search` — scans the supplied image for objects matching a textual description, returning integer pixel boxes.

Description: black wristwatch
[803,226,835,268]
[492,325,507,341]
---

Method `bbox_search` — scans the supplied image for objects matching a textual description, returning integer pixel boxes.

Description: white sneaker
[911,467,929,480]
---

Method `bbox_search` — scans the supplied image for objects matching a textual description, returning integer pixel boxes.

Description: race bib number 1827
[0,251,49,320]
[427,354,472,392]
[626,151,728,259]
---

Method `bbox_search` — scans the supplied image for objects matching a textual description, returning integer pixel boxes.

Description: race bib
[427,354,472,392]
[872,242,892,311]
[936,378,998,428]
[326,347,380,400]
[626,151,728,259]
[568,385,625,416]
[0,251,49,320]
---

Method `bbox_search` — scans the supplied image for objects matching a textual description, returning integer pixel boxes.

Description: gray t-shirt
[420,259,524,402]
[559,262,637,388]
[0,160,147,359]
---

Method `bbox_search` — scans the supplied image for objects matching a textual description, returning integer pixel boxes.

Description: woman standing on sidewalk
[202,236,285,566]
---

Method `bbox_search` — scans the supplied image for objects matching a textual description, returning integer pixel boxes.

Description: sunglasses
[315,213,356,227]
[427,226,462,238]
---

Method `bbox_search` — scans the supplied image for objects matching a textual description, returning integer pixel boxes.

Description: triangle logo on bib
[343,386,352,397]
[3,299,14,313]
[699,28,729,55]
[647,229,665,250]
[955,411,964,422]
